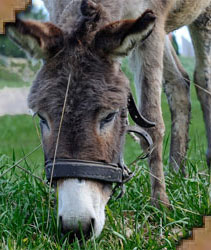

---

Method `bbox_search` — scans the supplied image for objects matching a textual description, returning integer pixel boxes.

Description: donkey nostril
[59,217,96,241]
[59,216,65,233]
[90,218,95,232]
[77,178,85,184]
[79,218,95,239]
[59,215,62,224]
[82,218,95,239]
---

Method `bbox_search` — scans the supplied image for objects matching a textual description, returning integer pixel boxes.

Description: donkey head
[8,1,156,240]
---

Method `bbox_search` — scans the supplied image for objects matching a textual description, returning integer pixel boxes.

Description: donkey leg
[163,37,191,174]
[130,22,169,207]
[189,7,211,167]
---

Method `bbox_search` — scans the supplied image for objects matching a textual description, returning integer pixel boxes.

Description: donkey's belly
[166,0,211,32]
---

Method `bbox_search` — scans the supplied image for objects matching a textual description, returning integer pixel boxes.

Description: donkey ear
[94,10,156,58]
[7,19,64,60]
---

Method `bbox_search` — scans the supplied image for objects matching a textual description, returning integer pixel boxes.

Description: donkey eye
[38,114,49,127]
[104,112,117,122]
[100,112,117,129]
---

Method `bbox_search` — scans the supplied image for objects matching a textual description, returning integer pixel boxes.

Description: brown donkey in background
[8,0,211,239]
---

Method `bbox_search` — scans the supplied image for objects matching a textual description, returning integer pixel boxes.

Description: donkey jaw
[57,178,111,238]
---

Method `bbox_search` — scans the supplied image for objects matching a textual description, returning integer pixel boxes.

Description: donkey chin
[57,178,112,240]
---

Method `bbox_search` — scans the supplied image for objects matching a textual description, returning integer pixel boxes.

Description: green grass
[0,148,210,249]
[0,57,210,249]
[0,56,41,89]
[0,115,42,164]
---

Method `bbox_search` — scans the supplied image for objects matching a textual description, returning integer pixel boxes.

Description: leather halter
[45,93,155,196]
[128,93,155,128]
[45,159,131,184]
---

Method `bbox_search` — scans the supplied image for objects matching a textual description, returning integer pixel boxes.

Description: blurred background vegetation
[0,5,47,58]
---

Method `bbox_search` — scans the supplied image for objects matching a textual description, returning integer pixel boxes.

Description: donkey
[36,0,211,206]
[8,0,211,239]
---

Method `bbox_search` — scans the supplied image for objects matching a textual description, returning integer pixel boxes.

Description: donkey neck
[43,0,124,33]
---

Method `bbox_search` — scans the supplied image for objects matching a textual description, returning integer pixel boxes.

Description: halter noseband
[45,159,132,184]
[45,93,155,197]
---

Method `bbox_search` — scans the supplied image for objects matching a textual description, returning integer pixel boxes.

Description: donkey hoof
[151,191,170,208]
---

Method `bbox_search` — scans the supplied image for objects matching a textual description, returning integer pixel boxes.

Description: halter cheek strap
[128,93,156,128]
